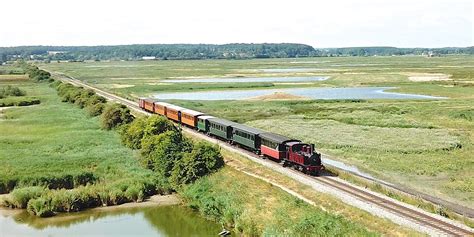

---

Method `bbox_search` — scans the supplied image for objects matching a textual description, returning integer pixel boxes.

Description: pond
[0,205,223,237]
[153,87,444,101]
[162,76,328,83]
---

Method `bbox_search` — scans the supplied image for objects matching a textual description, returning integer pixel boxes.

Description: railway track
[314,176,473,237]
[53,73,474,236]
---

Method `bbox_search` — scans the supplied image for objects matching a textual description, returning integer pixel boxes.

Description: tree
[140,130,192,180]
[170,142,224,188]
[74,89,95,108]
[120,115,177,149]
[100,104,134,130]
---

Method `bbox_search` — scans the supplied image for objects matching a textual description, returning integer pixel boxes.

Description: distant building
[142,56,156,60]
[47,51,66,56]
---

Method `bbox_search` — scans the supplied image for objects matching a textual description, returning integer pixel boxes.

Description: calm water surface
[0,205,222,237]
[163,76,328,83]
[154,87,444,101]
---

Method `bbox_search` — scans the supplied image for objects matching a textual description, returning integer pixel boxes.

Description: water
[259,68,328,73]
[322,157,375,179]
[154,87,444,101]
[0,205,222,237]
[162,76,328,83]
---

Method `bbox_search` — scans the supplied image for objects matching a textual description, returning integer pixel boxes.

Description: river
[0,205,223,237]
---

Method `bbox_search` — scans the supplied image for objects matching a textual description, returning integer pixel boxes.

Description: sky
[0,0,472,48]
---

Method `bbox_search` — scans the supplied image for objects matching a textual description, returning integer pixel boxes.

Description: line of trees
[0,43,317,62]
[1,45,472,63]
[18,61,52,82]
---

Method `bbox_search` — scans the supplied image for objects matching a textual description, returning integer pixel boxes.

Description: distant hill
[0,44,472,63]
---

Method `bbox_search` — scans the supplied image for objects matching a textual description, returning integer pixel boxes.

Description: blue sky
[0,0,472,47]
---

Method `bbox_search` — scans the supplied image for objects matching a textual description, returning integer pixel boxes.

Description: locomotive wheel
[302,167,307,174]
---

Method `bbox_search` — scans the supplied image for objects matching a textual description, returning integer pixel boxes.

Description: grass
[182,167,379,236]
[0,75,158,204]
[183,133,422,236]
[39,56,474,208]
[0,72,401,235]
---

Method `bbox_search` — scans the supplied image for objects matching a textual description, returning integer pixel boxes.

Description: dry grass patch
[405,73,451,82]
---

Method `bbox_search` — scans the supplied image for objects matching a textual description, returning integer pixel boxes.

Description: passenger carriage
[154,102,171,116]
[139,98,155,113]
[197,115,215,132]
[165,105,185,122]
[231,124,264,153]
[180,109,204,128]
[207,118,236,140]
[260,132,300,160]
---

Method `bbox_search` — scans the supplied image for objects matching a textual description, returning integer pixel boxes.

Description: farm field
[40,56,474,208]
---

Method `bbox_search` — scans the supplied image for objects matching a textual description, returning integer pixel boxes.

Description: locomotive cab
[287,142,324,175]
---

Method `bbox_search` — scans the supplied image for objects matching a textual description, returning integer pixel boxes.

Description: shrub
[0,85,26,98]
[86,103,105,117]
[170,142,224,188]
[0,97,41,107]
[86,94,107,107]
[100,103,134,130]
[140,130,192,178]
[27,197,54,217]
[3,186,46,208]
[17,99,40,106]
[20,63,52,82]
[120,115,177,149]
[74,89,95,108]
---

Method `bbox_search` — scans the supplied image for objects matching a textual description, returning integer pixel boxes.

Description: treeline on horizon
[0,44,472,63]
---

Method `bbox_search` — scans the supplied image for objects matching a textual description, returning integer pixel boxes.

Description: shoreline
[0,194,180,217]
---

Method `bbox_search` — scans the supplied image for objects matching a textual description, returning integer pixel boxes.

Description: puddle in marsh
[154,87,444,101]
[0,205,223,237]
[163,76,328,83]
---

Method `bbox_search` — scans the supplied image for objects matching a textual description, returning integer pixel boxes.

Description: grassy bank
[178,136,422,236]
[182,167,378,236]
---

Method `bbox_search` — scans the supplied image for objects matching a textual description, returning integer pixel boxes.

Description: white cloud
[0,0,472,47]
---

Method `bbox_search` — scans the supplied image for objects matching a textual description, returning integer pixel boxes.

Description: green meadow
[0,73,401,235]
[40,56,474,207]
[0,76,154,193]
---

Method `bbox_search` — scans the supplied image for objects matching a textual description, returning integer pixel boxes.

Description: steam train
[139,98,324,175]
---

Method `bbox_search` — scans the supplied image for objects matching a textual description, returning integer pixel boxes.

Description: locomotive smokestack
[311,144,315,152]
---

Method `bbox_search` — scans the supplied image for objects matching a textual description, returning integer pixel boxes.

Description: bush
[170,142,224,188]
[20,62,52,82]
[27,196,54,217]
[86,103,105,117]
[86,94,107,107]
[140,130,192,179]
[100,103,134,130]
[74,89,95,108]
[3,186,46,208]
[0,97,40,107]
[120,115,177,149]
[0,85,26,98]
